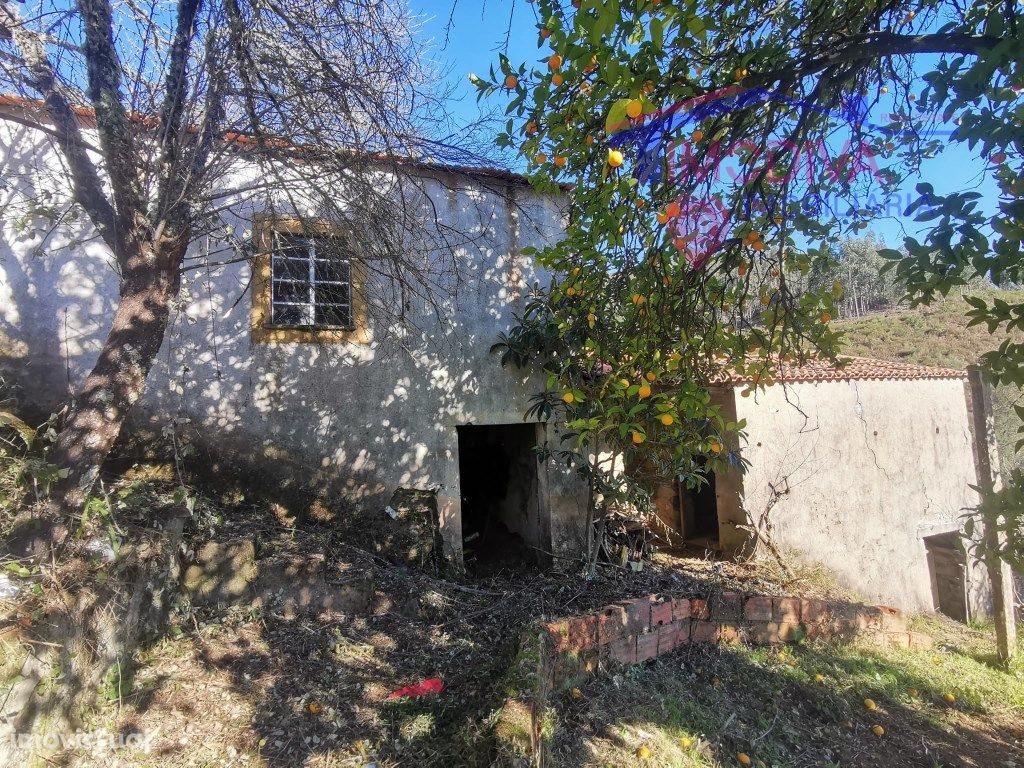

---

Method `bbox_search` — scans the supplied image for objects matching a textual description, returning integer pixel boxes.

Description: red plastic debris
[387,677,444,700]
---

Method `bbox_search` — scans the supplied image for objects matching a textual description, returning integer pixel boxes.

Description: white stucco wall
[0,115,588,567]
[728,378,986,613]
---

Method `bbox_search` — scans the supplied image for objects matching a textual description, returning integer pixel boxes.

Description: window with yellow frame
[250,216,370,344]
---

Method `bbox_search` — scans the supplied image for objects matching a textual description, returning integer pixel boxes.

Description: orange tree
[476,0,1024,566]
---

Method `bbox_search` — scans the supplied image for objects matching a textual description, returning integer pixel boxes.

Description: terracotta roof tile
[716,356,966,385]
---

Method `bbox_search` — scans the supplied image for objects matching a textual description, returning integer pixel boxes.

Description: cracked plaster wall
[723,378,986,615]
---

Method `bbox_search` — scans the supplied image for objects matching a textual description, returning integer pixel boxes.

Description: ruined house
[0,101,994,616]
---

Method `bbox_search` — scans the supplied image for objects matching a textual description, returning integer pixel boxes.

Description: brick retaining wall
[493,590,933,765]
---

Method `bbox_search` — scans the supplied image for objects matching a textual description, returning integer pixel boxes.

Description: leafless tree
[0,0,493,529]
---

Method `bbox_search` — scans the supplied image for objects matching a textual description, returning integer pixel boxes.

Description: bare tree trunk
[49,238,184,518]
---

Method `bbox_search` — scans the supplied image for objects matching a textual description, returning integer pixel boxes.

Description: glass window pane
[272,256,309,281]
[316,283,350,305]
[273,281,309,304]
[272,303,305,326]
[315,304,351,328]
[314,259,350,284]
[275,233,310,260]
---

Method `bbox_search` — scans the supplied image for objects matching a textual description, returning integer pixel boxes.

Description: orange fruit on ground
[631,431,646,445]
[814,673,825,683]
[551,73,564,86]
[637,384,652,398]
[871,724,885,737]
[679,736,693,749]
[504,75,518,89]
[665,201,681,218]
[607,148,624,167]
[863,698,877,711]
[308,700,323,714]
[660,414,674,426]
[737,753,752,766]
[943,692,956,704]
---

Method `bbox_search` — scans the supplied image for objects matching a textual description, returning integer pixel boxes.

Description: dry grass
[548,614,1024,767]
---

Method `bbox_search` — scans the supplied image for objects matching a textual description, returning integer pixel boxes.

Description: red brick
[878,605,906,632]
[620,597,652,635]
[672,597,691,621]
[657,620,688,653]
[636,631,659,662]
[746,621,801,645]
[650,598,673,628]
[717,624,742,645]
[607,635,637,665]
[773,597,801,624]
[597,604,629,643]
[801,598,830,624]
[548,615,597,652]
[689,598,710,621]
[691,620,719,644]
[744,596,773,622]
[713,591,743,622]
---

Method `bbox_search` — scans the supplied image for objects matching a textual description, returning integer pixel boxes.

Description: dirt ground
[4,501,1019,768]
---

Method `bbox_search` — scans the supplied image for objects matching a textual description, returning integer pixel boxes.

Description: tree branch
[77,0,143,235]
[0,1,118,251]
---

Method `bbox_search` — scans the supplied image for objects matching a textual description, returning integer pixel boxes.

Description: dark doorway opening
[924,531,968,622]
[456,423,542,575]
[681,470,719,548]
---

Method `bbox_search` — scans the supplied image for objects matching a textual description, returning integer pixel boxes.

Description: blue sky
[412,1,999,250]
